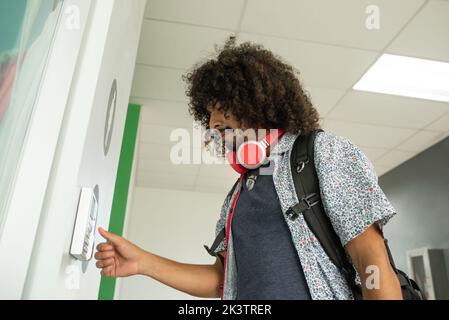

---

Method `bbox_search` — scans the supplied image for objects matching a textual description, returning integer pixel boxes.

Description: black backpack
[205,130,424,300]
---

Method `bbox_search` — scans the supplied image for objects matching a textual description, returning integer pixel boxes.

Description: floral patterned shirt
[212,131,396,300]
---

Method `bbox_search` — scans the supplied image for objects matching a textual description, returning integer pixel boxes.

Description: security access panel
[70,186,99,261]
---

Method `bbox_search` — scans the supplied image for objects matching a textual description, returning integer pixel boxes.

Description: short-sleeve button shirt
[212,131,396,300]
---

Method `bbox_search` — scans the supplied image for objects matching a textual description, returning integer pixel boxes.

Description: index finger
[96,242,113,251]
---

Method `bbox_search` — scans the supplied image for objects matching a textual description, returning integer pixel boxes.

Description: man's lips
[219,128,232,139]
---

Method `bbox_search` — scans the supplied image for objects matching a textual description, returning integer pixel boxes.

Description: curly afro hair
[183,35,321,136]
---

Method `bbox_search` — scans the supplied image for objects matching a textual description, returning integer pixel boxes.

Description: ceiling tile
[387,0,449,62]
[131,65,186,101]
[137,20,232,69]
[305,87,346,117]
[437,132,449,144]
[136,171,196,190]
[145,0,245,29]
[139,143,177,162]
[140,123,194,145]
[373,165,392,177]
[375,149,416,167]
[139,131,218,164]
[358,146,389,162]
[241,0,425,50]
[139,143,228,170]
[239,33,378,90]
[426,112,449,132]
[322,119,416,148]
[140,100,193,127]
[396,130,448,152]
[327,91,449,129]
[138,158,201,176]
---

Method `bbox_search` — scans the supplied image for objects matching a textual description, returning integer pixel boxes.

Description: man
[95,36,402,300]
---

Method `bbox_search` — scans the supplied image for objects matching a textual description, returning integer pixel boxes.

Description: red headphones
[227,129,285,174]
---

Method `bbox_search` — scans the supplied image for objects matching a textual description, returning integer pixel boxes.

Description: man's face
[207,103,256,151]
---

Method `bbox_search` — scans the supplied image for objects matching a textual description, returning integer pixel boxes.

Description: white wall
[118,187,226,300]
[0,0,91,299]
[22,0,146,299]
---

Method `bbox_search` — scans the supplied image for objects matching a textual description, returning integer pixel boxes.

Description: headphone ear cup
[227,150,248,174]
[237,141,266,170]
[227,130,284,174]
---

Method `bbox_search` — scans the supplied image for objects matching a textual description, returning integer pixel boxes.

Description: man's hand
[95,227,223,298]
[95,227,147,278]
[346,224,403,300]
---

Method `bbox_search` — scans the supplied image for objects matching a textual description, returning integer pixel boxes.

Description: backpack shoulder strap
[204,178,240,264]
[288,129,362,298]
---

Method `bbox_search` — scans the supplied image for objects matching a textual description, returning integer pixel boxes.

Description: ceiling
[130,0,449,193]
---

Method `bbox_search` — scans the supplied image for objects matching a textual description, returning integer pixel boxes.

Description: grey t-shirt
[231,163,311,300]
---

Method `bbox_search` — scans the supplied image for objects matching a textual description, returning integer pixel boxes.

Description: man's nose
[209,111,223,129]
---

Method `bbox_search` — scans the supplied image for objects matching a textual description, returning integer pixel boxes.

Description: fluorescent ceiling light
[353,54,449,103]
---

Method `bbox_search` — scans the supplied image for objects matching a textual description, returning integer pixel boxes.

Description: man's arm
[138,251,224,298]
[95,228,224,298]
[345,224,402,300]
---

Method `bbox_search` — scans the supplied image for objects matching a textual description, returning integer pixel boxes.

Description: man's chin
[224,136,245,152]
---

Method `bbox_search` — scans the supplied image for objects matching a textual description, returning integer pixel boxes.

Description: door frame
[98,103,141,300]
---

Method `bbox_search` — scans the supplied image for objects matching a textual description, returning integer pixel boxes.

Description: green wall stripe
[98,103,141,300]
